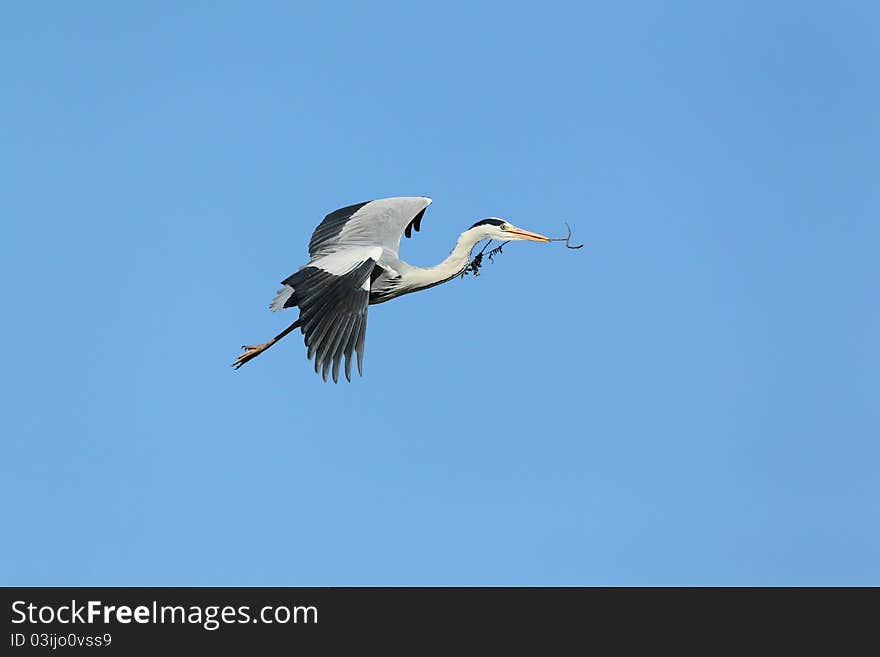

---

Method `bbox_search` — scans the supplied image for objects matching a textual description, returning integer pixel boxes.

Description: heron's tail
[269,285,297,311]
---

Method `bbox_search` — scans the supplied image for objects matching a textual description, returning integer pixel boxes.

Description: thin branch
[461,239,495,277]
[547,222,584,249]
[487,240,509,262]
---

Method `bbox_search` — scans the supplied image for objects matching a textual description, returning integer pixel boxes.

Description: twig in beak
[548,222,584,249]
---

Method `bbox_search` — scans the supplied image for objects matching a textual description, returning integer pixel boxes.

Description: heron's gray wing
[308,196,432,258]
[280,251,379,382]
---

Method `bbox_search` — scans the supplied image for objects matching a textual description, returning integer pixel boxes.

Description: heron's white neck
[404,228,486,290]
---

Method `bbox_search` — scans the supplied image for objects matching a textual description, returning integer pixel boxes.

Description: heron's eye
[501,223,511,230]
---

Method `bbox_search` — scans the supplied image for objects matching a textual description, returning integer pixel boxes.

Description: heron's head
[468,218,550,243]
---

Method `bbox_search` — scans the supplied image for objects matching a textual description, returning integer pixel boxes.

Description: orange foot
[231,343,272,369]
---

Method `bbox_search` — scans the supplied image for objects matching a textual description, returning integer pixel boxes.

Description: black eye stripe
[469,218,505,229]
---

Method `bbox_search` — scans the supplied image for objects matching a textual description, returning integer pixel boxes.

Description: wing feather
[282,258,376,383]
[307,197,432,258]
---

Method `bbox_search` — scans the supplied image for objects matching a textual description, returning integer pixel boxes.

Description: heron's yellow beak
[507,226,550,242]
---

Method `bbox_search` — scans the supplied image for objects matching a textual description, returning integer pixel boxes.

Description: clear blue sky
[2,1,877,586]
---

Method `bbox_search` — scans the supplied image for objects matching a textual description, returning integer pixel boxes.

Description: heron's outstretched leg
[232,318,303,369]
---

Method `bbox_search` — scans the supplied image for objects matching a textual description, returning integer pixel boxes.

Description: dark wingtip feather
[356,319,366,376]
[404,207,427,239]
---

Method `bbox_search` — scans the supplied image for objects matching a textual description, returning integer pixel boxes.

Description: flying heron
[233,196,551,382]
